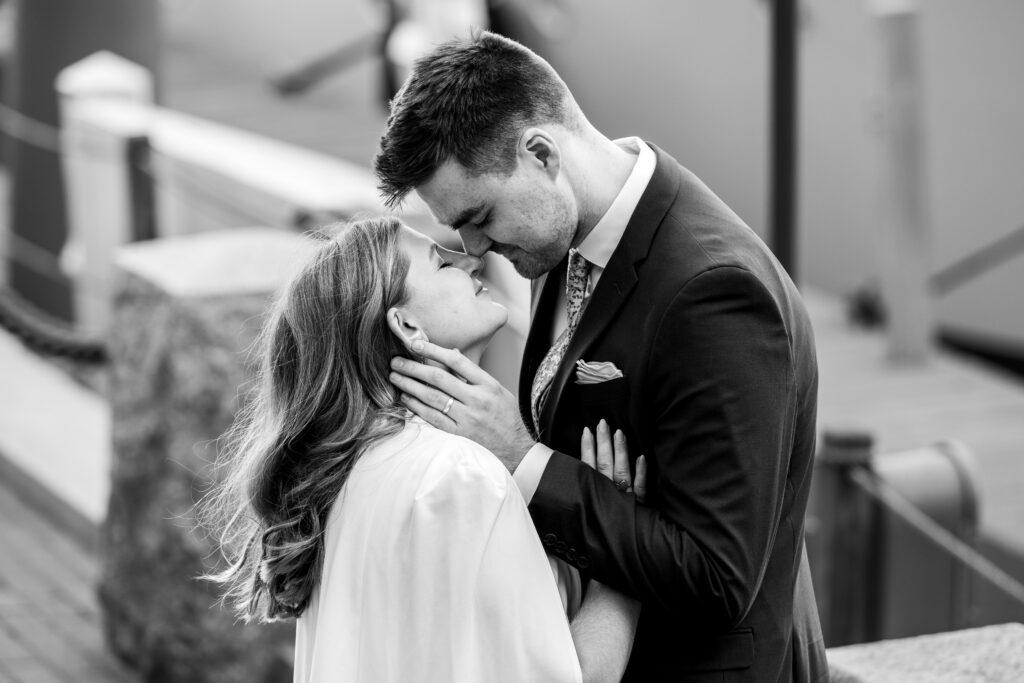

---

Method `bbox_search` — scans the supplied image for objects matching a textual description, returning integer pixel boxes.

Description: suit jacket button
[542,533,557,547]
[577,556,590,569]
[554,541,567,554]
[566,549,577,562]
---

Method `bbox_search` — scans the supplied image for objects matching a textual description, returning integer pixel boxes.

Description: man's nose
[453,251,485,279]
[458,227,492,258]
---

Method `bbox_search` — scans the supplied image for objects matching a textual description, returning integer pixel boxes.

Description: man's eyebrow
[447,204,485,231]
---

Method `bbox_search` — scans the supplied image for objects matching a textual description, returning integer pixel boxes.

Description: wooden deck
[0,479,137,683]
[807,289,1024,546]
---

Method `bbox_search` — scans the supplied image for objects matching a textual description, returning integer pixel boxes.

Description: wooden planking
[807,289,1024,546]
[0,481,138,683]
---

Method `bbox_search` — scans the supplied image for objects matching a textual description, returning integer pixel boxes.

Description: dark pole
[769,0,799,283]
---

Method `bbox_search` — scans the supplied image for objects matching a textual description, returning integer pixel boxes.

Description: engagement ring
[441,396,454,416]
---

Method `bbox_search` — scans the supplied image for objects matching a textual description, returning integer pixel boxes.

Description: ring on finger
[441,396,454,416]
[615,478,631,492]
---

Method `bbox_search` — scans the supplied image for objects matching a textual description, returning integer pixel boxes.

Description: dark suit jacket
[518,146,829,682]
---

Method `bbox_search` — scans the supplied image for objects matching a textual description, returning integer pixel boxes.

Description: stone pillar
[103,228,317,683]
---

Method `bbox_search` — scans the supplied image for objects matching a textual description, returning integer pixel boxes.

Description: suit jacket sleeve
[529,265,797,632]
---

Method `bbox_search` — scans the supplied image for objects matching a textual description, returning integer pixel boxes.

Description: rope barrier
[0,102,63,154]
[0,286,106,362]
[0,232,116,291]
[848,466,1024,607]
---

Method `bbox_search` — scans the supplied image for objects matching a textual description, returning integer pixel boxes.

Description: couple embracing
[206,30,828,683]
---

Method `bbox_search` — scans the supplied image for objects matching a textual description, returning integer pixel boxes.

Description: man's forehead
[417,163,486,226]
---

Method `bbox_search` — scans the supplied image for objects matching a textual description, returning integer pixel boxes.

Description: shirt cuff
[512,442,554,504]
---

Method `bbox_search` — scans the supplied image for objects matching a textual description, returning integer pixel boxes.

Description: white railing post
[56,51,154,335]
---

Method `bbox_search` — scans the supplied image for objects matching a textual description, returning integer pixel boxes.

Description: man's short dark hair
[374,30,571,208]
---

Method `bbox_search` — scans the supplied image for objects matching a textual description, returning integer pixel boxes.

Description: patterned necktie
[531,249,590,435]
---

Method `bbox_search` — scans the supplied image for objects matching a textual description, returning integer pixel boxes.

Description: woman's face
[391,226,508,357]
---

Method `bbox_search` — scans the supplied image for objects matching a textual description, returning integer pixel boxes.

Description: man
[377,30,828,682]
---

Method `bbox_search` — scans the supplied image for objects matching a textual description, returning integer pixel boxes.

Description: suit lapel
[537,144,683,436]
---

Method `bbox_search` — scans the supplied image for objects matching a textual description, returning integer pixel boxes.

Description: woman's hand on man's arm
[570,421,645,683]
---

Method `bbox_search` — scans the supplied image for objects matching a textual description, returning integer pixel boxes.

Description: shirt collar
[575,137,656,269]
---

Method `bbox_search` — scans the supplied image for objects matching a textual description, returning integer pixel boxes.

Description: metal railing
[848,466,1024,606]
[931,223,1024,297]
[809,430,1024,647]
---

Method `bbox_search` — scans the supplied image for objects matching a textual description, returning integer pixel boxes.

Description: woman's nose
[455,251,485,278]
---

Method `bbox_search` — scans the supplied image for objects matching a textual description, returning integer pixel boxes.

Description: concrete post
[869,0,933,362]
[105,228,317,682]
[57,51,154,336]
[808,429,881,646]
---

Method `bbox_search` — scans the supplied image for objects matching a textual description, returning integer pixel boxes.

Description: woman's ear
[386,307,429,349]
[519,128,561,178]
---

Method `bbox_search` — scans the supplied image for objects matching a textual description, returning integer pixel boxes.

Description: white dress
[293,418,583,683]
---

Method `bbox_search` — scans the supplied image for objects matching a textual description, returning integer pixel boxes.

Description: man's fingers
[595,419,613,477]
[409,340,492,385]
[580,428,596,469]
[634,454,648,503]
[399,392,457,432]
[390,357,471,403]
[389,371,457,415]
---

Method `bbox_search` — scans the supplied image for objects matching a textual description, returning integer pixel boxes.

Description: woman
[203,216,641,682]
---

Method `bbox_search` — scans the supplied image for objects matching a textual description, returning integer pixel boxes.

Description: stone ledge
[115,226,319,299]
[827,622,1024,682]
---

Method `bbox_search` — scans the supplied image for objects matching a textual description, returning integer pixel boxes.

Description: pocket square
[575,359,624,385]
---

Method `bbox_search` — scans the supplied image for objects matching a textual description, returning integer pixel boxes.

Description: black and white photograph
[0,1,1022,682]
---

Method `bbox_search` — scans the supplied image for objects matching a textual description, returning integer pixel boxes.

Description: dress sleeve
[400,443,583,683]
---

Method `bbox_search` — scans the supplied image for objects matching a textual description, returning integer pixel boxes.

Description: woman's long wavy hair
[200,216,412,622]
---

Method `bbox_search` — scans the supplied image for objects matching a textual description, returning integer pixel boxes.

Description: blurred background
[0,1,1022,681]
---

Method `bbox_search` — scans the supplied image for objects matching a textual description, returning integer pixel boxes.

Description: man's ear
[387,307,429,349]
[520,128,561,178]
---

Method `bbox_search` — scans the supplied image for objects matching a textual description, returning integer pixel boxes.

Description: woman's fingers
[583,421,640,497]
[613,429,631,492]
[594,419,614,478]
[634,455,648,503]
[580,427,596,470]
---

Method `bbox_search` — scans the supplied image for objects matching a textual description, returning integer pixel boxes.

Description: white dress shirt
[294,418,582,683]
[514,137,657,503]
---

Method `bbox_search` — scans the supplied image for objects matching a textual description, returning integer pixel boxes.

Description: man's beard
[491,243,564,280]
